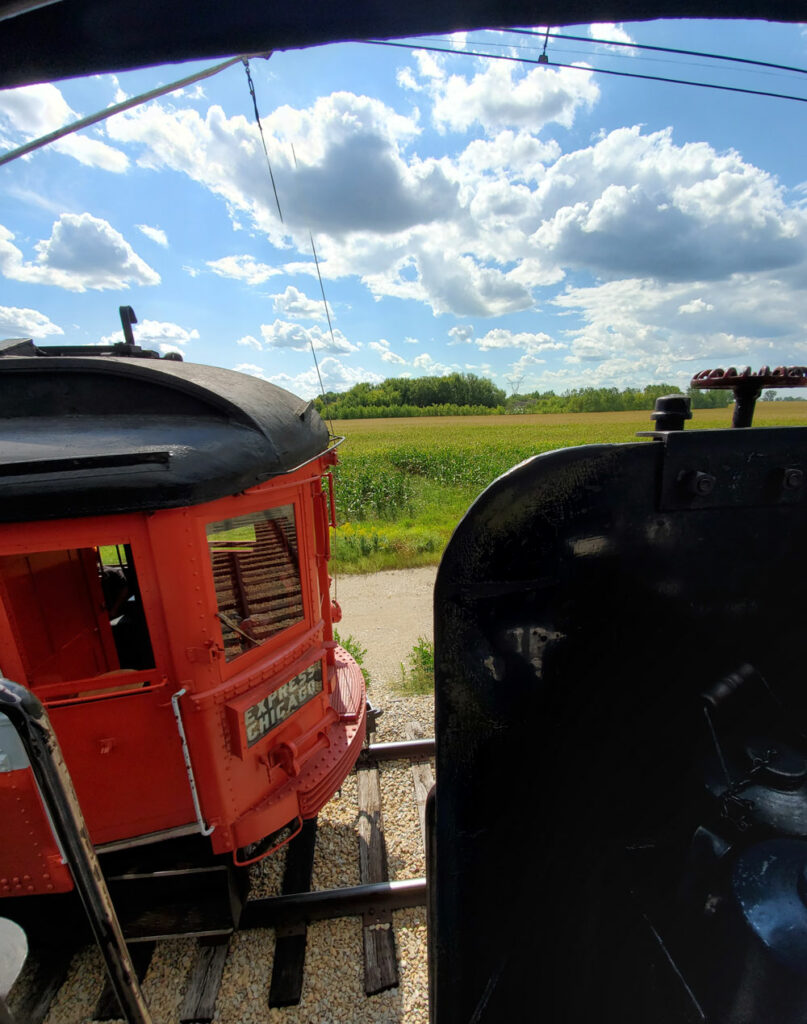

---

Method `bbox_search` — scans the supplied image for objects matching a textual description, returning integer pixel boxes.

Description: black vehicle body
[433,417,807,1022]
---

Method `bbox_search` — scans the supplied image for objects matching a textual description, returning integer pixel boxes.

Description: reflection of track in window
[207,507,304,661]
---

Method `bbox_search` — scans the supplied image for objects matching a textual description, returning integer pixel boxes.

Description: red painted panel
[0,549,118,684]
[50,687,195,845]
[0,769,73,895]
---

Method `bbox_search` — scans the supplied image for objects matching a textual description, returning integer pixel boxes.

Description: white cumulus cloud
[411,53,599,134]
[588,23,636,50]
[476,329,565,353]
[448,325,474,345]
[368,339,407,364]
[136,224,168,247]
[271,285,331,320]
[0,216,159,292]
[100,319,199,350]
[107,91,455,241]
[412,352,458,375]
[239,357,383,398]
[0,83,128,172]
[678,298,715,314]
[531,126,805,282]
[260,319,357,354]
[553,273,807,379]
[236,335,263,350]
[0,305,63,339]
[206,255,281,285]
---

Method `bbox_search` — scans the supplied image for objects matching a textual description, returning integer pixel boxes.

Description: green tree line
[314,373,506,418]
[314,375,732,419]
[509,383,731,413]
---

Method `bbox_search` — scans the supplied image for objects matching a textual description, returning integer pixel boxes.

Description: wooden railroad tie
[405,721,435,852]
[268,816,319,1008]
[179,938,231,1024]
[357,706,398,996]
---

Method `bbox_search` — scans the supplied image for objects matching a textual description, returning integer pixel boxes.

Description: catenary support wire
[366,39,807,105]
[509,27,807,77]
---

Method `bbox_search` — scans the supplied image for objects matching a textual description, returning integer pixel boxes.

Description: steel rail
[356,738,435,767]
[0,676,152,1024]
[239,877,427,929]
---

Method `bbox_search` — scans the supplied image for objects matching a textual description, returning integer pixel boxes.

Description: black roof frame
[1,0,805,91]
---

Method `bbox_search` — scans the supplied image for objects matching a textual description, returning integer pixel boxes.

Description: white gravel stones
[43,944,103,1024]
[379,763,427,881]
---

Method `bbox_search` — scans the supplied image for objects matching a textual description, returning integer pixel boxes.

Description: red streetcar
[0,328,365,938]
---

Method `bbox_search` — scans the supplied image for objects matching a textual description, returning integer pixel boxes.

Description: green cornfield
[329,403,807,573]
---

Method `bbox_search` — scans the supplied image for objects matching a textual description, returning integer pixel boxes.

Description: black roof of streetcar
[0,339,329,523]
[0,0,803,90]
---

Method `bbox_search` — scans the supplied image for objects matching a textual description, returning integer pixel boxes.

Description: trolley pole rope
[0,53,270,169]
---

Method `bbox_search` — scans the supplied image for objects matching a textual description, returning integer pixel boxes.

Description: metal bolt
[682,470,716,496]
[784,468,804,490]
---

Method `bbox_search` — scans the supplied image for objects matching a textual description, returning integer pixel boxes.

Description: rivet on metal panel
[783,467,804,490]
[678,470,716,496]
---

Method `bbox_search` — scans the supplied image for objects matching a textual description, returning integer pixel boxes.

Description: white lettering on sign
[244,662,323,747]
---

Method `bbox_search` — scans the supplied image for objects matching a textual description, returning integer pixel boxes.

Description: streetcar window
[0,544,154,687]
[206,506,304,662]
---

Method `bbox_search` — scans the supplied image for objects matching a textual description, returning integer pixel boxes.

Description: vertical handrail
[0,676,152,1024]
[170,688,214,837]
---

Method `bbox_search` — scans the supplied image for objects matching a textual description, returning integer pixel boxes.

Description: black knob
[650,394,692,431]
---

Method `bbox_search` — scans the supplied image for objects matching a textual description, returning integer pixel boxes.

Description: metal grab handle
[0,676,152,1024]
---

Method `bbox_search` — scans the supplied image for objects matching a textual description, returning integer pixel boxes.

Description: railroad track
[5,720,436,1024]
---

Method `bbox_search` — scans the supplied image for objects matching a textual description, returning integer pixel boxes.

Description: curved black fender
[431,427,807,1023]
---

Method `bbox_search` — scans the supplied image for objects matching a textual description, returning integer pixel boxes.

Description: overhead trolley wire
[415,35,799,81]
[306,230,337,434]
[242,81,335,434]
[507,27,807,78]
[242,57,284,222]
[365,39,807,105]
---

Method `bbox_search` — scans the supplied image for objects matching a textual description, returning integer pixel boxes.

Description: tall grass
[397,637,435,695]
[329,404,807,573]
[333,458,414,521]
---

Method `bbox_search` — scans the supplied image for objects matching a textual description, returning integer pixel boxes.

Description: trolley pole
[0,677,152,1024]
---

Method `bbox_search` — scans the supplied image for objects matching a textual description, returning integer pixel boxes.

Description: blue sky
[1,19,806,400]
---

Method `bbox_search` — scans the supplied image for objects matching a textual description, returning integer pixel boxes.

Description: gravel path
[8,567,438,1024]
[335,566,437,744]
